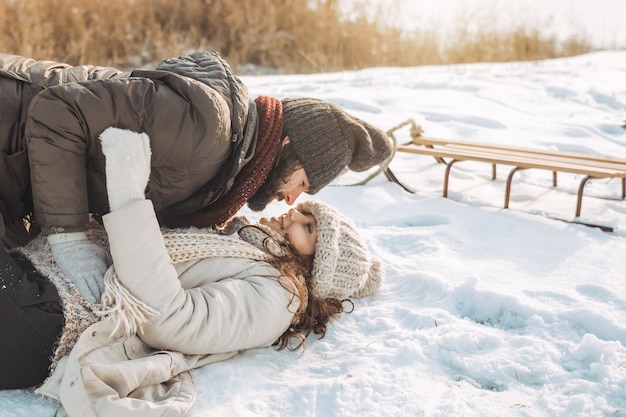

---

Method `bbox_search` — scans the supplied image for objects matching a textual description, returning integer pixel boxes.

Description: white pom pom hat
[296,200,383,299]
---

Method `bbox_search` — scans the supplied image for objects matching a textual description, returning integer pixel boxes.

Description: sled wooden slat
[387,119,626,218]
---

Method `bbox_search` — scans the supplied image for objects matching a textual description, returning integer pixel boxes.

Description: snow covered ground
[1,51,625,416]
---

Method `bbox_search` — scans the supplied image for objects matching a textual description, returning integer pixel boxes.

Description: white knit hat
[296,200,383,299]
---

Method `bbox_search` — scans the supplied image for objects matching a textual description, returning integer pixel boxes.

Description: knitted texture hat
[282,98,393,194]
[296,200,383,299]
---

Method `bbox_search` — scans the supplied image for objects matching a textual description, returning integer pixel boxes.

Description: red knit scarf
[167,96,283,228]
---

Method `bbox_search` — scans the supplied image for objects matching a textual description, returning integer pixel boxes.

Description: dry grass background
[0,0,599,73]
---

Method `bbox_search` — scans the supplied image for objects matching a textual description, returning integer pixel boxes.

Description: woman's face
[260,208,317,256]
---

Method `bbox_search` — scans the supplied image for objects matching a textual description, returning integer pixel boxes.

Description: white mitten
[99,127,152,211]
[48,231,112,305]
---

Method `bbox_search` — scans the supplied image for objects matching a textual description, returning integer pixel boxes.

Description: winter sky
[343,0,626,49]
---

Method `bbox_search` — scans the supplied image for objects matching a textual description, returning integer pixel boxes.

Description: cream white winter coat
[36,200,297,417]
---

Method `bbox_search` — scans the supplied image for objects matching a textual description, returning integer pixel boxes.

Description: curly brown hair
[249,225,353,351]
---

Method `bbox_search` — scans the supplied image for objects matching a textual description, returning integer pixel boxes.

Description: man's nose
[283,189,303,205]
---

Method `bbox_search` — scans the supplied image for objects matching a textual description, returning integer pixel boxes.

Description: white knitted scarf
[15,218,285,371]
[98,219,283,339]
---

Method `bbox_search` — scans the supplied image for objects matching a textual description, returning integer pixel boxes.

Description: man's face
[247,167,311,212]
[274,167,310,206]
[247,136,311,212]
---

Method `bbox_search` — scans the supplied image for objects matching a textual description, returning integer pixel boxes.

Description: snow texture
[1,50,625,417]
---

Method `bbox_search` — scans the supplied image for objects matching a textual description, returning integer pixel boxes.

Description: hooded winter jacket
[34,199,297,417]
[0,51,256,235]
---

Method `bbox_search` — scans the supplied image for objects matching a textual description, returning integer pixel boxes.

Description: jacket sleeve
[26,77,231,234]
[102,200,297,355]
[0,53,126,86]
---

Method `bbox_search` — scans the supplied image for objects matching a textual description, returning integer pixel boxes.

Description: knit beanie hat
[282,98,393,194]
[296,200,383,299]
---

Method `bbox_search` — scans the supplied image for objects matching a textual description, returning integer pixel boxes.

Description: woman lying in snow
[0,128,383,417]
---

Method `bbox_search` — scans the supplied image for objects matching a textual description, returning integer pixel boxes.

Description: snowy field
[1,51,625,416]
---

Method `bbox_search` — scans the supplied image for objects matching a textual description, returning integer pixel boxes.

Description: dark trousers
[0,247,63,389]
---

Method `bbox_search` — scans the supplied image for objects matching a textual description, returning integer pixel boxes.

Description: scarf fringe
[97,267,160,339]
[97,226,277,338]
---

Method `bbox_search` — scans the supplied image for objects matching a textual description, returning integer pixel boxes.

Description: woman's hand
[100,127,152,211]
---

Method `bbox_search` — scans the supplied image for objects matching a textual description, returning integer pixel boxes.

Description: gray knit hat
[282,98,393,194]
[296,200,383,299]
